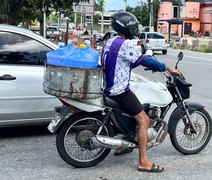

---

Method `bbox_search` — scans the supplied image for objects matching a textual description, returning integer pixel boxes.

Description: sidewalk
[170,35,212,52]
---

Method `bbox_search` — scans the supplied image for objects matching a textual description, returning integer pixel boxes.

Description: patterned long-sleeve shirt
[101,36,166,96]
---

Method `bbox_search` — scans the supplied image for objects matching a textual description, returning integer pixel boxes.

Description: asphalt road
[0,48,212,180]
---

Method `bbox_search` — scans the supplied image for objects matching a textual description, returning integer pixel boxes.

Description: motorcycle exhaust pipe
[91,135,137,149]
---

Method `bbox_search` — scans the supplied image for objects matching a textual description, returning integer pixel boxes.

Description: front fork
[168,102,205,134]
[180,102,197,133]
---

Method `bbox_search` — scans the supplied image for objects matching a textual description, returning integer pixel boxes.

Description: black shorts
[109,89,143,116]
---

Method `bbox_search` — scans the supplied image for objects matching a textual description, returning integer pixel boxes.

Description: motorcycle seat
[103,96,150,114]
[103,95,123,110]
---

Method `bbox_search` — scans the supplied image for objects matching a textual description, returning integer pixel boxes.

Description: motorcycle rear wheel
[170,109,212,155]
[56,111,114,168]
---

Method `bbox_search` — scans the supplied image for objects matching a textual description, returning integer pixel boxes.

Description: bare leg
[134,110,164,171]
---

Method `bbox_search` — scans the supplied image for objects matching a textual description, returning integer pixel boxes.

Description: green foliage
[160,0,181,5]
[126,2,150,27]
[196,44,212,53]
[93,14,101,24]
[0,0,27,25]
[95,0,105,11]
[0,0,83,25]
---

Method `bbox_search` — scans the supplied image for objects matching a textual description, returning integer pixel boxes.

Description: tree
[95,0,105,11]
[0,0,88,34]
[0,0,27,25]
[96,0,105,33]
[126,0,160,32]
[126,2,150,27]
[26,0,84,35]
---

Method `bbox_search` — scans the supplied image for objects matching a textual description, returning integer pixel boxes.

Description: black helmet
[111,11,138,39]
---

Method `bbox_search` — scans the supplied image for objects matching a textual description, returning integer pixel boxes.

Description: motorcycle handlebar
[144,68,151,71]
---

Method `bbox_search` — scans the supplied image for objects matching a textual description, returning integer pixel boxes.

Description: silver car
[138,32,169,54]
[46,26,60,38]
[0,24,61,127]
[87,30,102,42]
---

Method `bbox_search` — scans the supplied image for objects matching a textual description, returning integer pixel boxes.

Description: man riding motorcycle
[101,11,179,173]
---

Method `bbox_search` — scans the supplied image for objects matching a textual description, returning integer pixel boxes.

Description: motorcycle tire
[170,108,212,155]
[56,111,114,168]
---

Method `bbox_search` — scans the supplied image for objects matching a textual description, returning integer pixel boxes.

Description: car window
[111,32,117,38]
[139,33,145,39]
[102,32,117,41]
[0,32,52,65]
[147,33,164,39]
[102,33,109,41]
[47,27,57,31]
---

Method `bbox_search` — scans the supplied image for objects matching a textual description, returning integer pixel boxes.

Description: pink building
[157,0,212,37]
[200,0,212,34]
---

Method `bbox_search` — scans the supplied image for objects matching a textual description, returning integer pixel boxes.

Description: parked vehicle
[101,31,117,41]
[30,28,40,35]
[138,32,169,54]
[87,30,102,42]
[97,31,142,52]
[48,51,212,168]
[46,26,60,38]
[0,24,61,127]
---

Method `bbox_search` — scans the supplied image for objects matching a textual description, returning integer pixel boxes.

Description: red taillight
[137,40,141,45]
[58,98,70,106]
[58,98,78,113]
[165,39,168,44]
[146,38,149,43]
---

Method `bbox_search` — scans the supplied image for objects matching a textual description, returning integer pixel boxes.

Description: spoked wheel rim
[175,111,210,151]
[63,118,109,163]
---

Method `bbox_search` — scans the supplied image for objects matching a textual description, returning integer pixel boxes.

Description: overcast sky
[104,0,141,11]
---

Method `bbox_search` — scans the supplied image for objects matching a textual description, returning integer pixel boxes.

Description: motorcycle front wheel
[56,111,114,168]
[170,108,212,155]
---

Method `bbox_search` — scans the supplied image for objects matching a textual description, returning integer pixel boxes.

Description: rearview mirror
[177,52,183,61]
[175,52,184,69]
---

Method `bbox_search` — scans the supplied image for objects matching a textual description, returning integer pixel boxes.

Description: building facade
[157,0,212,37]
[200,0,212,34]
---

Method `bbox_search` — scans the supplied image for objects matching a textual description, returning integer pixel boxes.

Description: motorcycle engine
[148,128,157,142]
[147,107,168,145]
[148,107,160,127]
[147,107,162,142]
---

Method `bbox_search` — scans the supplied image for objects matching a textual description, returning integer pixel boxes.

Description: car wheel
[141,45,146,54]
[162,50,167,55]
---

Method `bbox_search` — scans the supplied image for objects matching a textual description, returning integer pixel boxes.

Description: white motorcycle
[47,52,212,168]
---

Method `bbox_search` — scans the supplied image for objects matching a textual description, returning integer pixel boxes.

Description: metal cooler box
[43,64,103,99]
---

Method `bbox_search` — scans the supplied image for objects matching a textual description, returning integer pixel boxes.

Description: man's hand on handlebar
[166,67,180,75]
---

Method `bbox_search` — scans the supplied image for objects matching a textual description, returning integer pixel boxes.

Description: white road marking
[168,52,212,61]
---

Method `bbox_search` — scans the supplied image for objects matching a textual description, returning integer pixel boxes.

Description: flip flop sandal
[114,148,133,156]
[137,163,164,173]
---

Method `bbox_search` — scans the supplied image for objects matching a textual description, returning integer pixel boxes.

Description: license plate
[47,113,62,133]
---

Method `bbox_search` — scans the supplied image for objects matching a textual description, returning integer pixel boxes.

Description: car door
[0,31,60,126]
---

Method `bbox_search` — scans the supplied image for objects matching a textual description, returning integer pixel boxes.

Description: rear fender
[51,106,76,133]
[60,98,105,112]
[168,102,205,134]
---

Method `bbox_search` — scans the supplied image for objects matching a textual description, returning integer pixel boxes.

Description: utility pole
[149,0,154,32]
[178,0,181,19]
[123,0,127,11]
[43,7,46,38]
[101,11,104,34]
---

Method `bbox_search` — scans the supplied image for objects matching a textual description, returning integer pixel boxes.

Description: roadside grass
[170,41,212,53]
[195,44,212,53]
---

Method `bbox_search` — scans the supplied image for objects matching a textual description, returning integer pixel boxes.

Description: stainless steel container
[43,64,103,99]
